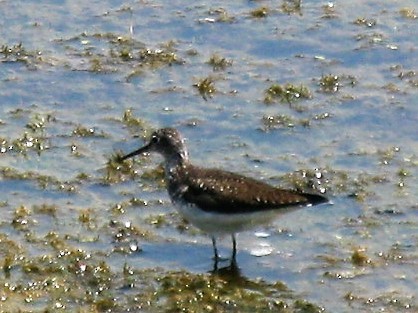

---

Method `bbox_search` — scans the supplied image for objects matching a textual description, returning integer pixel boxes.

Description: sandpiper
[120,128,328,266]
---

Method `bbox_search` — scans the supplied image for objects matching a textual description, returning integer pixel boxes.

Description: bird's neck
[164,150,189,179]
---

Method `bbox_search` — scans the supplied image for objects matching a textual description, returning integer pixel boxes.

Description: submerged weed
[102,152,151,184]
[281,0,302,15]
[0,167,78,192]
[261,114,296,131]
[353,17,377,27]
[351,248,371,266]
[138,47,179,67]
[207,8,235,23]
[207,54,232,71]
[250,7,269,18]
[12,205,31,230]
[318,74,356,93]
[399,8,417,19]
[194,77,216,100]
[321,2,338,19]
[319,75,340,93]
[0,43,45,68]
[1,113,53,155]
[264,83,311,104]
[26,114,55,132]
[122,109,153,137]
[72,125,103,137]
[33,204,58,217]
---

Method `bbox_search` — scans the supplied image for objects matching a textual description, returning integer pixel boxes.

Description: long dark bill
[119,142,152,161]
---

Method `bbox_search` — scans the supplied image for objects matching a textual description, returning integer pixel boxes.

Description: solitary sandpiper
[120,128,328,266]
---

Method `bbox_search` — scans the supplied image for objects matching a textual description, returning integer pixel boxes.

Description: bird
[119,127,328,268]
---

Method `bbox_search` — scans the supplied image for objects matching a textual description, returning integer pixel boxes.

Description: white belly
[174,201,292,235]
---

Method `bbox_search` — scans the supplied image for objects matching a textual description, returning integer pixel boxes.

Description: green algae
[0,167,78,192]
[194,77,217,100]
[207,54,233,71]
[0,112,53,155]
[319,75,340,93]
[56,32,183,79]
[0,43,48,68]
[206,8,235,23]
[1,247,327,312]
[321,2,338,19]
[121,109,154,137]
[317,74,357,93]
[351,248,372,266]
[0,2,417,313]
[145,214,167,227]
[102,152,141,184]
[72,125,106,138]
[78,208,98,230]
[261,114,297,131]
[281,0,302,15]
[150,270,317,313]
[0,132,49,156]
[353,17,377,28]
[399,8,417,19]
[264,83,311,104]
[250,7,270,18]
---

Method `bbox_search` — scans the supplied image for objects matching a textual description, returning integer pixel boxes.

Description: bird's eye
[151,135,159,144]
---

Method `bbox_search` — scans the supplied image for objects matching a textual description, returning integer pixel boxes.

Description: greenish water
[1,1,418,312]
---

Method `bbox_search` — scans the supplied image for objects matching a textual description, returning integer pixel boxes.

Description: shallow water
[1,0,418,312]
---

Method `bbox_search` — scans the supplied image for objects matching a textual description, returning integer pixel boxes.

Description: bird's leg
[230,234,237,267]
[212,236,219,261]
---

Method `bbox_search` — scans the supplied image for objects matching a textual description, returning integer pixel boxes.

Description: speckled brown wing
[181,166,327,214]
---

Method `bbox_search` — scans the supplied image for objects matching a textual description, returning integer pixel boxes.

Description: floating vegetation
[264,83,311,104]
[0,132,49,155]
[126,44,182,80]
[321,2,338,19]
[0,167,77,192]
[33,204,58,217]
[12,205,32,230]
[0,113,53,155]
[382,82,400,93]
[140,165,166,188]
[57,33,183,78]
[0,43,45,68]
[207,54,232,71]
[153,270,297,312]
[281,168,328,195]
[281,0,302,15]
[250,7,269,18]
[353,17,377,27]
[72,125,102,137]
[205,8,235,23]
[318,74,357,93]
[25,113,55,132]
[261,114,296,131]
[355,32,385,49]
[145,213,168,227]
[319,75,340,93]
[110,198,147,216]
[121,109,153,137]
[393,66,418,88]
[351,248,371,266]
[399,7,417,19]
[194,76,216,100]
[78,208,97,229]
[377,146,400,165]
[102,152,141,184]
[111,219,153,241]
[138,47,180,67]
